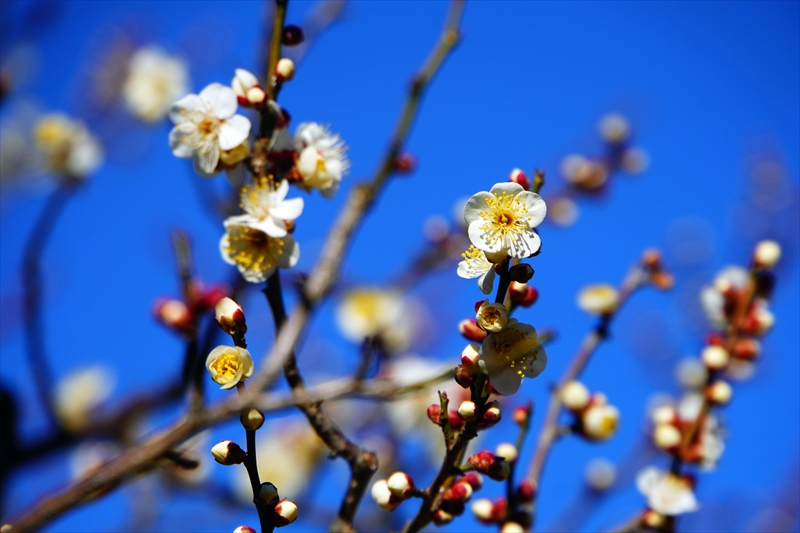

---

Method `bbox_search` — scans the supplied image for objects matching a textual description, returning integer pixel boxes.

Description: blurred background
[0,1,798,531]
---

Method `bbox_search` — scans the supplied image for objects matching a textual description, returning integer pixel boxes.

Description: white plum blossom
[457,245,496,294]
[225,177,304,238]
[294,122,350,197]
[169,83,251,175]
[700,266,750,328]
[480,319,547,395]
[123,46,189,123]
[637,467,699,516]
[205,345,254,390]
[34,114,103,178]
[335,288,419,354]
[464,182,546,258]
[55,366,115,432]
[577,284,619,315]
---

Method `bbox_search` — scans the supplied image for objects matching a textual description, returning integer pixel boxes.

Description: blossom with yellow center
[205,345,254,389]
[636,467,699,516]
[169,83,251,176]
[480,319,547,395]
[335,288,416,354]
[457,245,497,295]
[219,222,300,283]
[475,300,508,333]
[224,177,304,239]
[464,182,546,258]
[34,114,103,178]
[294,122,350,198]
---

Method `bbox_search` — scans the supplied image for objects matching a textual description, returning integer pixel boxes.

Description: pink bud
[154,298,195,336]
[432,509,454,525]
[215,297,247,335]
[463,471,484,490]
[508,168,530,190]
[512,405,529,425]
[233,527,257,533]
[458,318,487,342]
[517,480,535,502]
[273,499,298,527]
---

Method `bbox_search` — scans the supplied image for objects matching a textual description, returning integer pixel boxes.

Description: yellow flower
[205,345,254,389]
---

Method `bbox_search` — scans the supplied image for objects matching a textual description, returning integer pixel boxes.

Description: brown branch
[526,258,651,521]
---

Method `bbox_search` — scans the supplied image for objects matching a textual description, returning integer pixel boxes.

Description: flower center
[226,225,284,274]
[199,117,220,136]
[211,353,240,379]
[478,192,529,247]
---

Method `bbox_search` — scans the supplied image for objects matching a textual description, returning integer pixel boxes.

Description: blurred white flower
[123,46,189,123]
[34,113,103,178]
[457,245,496,295]
[700,266,749,328]
[480,319,547,395]
[169,83,251,175]
[577,284,619,315]
[335,288,417,354]
[637,467,699,516]
[294,122,350,197]
[55,366,115,432]
[464,182,546,258]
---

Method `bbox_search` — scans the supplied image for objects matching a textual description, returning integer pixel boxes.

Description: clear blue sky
[0,1,798,532]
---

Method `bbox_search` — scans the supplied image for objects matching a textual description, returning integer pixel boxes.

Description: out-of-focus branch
[526,257,651,519]
[282,0,347,66]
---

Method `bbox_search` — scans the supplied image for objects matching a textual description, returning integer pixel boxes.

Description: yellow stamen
[226,225,284,275]
[211,353,240,379]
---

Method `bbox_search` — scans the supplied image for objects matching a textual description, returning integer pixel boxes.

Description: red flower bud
[517,480,535,502]
[459,318,487,342]
[508,168,530,190]
[282,25,305,46]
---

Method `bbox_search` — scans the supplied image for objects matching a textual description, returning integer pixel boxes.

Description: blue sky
[0,1,798,532]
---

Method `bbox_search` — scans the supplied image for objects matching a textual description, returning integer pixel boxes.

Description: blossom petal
[478,268,496,295]
[520,192,547,228]
[218,115,251,151]
[270,197,304,221]
[489,181,524,196]
[489,365,523,395]
[169,94,205,124]
[219,235,236,265]
[464,191,494,225]
[169,124,197,158]
[468,220,503,253]
[194,144,220,175]
[200,83,238,119]
[278,235,300,269]
[252,216,287,238]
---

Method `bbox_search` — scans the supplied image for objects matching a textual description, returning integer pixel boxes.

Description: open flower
[55,366,115,432]
[124,46,189,123]
[457,245,497,294]
[34,114,103,178]
[225,177,304,238]
[169,83,251,175]
[480,319,547,395]
[335,288,419,354]
[636,467,699,516]
[294,122,350,197]
[219,222,300,283]
[464,182,546,258]
[205,345,254,389]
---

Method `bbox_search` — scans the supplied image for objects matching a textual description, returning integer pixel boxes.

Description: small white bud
[585,457,617,491]
[387,472,414,499]
[653,423,682,449]
[582,404,620,441]
[577,284,619,315]
[432,509,454,525]
[211,440,246,465]
[273,499,298,527]
[276,58,296,81]
[471,498,494,522]
[232,68,259,97]
[233,527,256,533]
[371,479,400,511]
[676,358,708,388]
[461,344,480,364]
[753,240,781,269]
[598,113,630,144]
[560,381,590,411]
[750,303,775,335]
[707,380,733,405]
[215,297,246,335]
[501,522,525,533]
[495,442,518,463]
[458,401,477,421]
[650,405,676,425]
[240,408,265,431]
[246,86,266,105]
[702,345,730,370]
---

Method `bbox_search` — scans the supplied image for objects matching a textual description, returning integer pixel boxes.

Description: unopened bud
[461,343,480,365]
[282,25,305,46]
[560,381,590,411]
[743,302,775,335]
[444,480,473,502]
[432,509,454,525]
[371,479,401,511]
[155,298,194,335]
[240,408,264,431]
[581,404,620,441]
[481,401,502,425]
[584,458,617,491]
[233,526,256,533]
[651,405,677,425]
[476,301,509,333]
[273,499,298,527]
[732,338,761,360]
[706,380,732,405]
[258,482,280,505]
[508,168,530,189]
[392,151,417,174]
[426,404,441,425]
[495,442,518,463]
[215,297,247,335]
[232,69,259,98]
[702,345,730,370]
[211,440,246,465]
[501,522,525,533]
[463,471,483,489]
[577,284,619,315]
[513,405,529,425]
[459,318,487,342]
[517,479,535,502]
[598,113,630,144]
[753,240,781,269]
[275,58,295,82]
[471,498,494,523]
[651,271,675,290]
[458,401,477,421]
[642,249,662,270]
[508,263,534,283]
[510,281,538,307]
[488,459,511,481]
[246,86,266,105]
[387,472,414,499]
[454,364,474,389]
[653,423,681,450]
[642,510,666,529]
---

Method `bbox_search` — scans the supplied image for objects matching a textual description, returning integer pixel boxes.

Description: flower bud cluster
[426,397,502,431]
[471,494,531,529]
[560,382,620,441]
[641,248,675,290]
[371,472,415,511]
[648,403,724,466]
[467,451,511,481]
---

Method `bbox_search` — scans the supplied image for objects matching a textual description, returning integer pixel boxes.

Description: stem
[238,383,273,533]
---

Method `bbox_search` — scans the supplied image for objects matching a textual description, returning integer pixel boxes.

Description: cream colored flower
[480,319,547,395]
[294,122,350,197]
[582,402,620,440]
[577,284,619,315]
[34,113,103,178]
[169,83,251,175]
[205,345,254,389]
[637,467,699,516]
[335,288,417,353]
[124,46,189,123]
[464,182,546,258]
[476,300,508,333]
[457,245,497,295]
[55,366,115,432]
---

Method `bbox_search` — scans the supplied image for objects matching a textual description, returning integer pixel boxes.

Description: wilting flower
[205,345,254,389]
[480,319,547,395]
[123,46,189,123]
[219,201,301,283]
[55,366,115,432]
[457,245,497,294]
[169,83,251,175]
[636,467,699,516]
[34,113,103,178]
[464,182,546,258]
[294,122,350,197]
